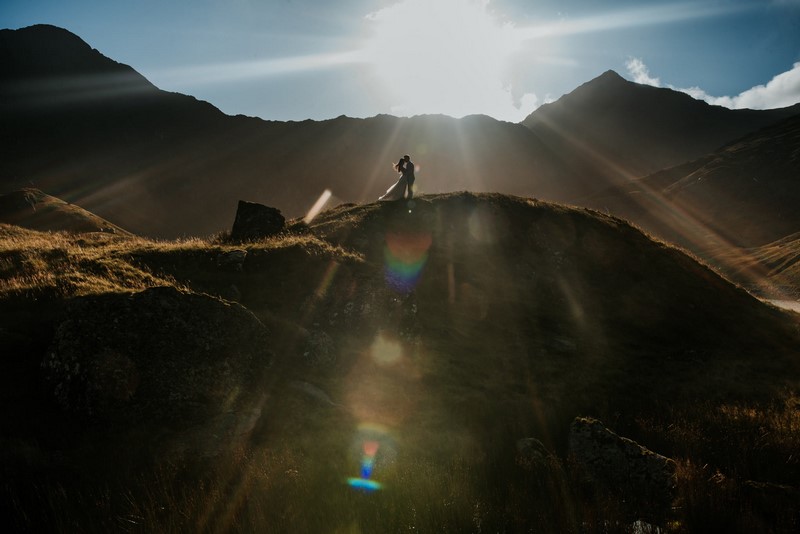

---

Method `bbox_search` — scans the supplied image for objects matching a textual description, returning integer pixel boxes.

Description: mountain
[0,188,129,234]
[0,25,566,237]
[4,25,799,239]
[523,70,800,197]
[713,231,800,300]
[2,193,799,530]
[585,113,800,251]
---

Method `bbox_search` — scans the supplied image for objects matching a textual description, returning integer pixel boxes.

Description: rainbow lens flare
[346,477,383,492]
[347,424,394,492]
[360,440,380,478]
[384,231,432,293]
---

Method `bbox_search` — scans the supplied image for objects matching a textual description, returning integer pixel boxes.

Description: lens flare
[347,477,383,492]
[369,332,403,366]
[360,440,380,478]
[384,231,432,293]
[346,423,395,492]
[304,189,333,224]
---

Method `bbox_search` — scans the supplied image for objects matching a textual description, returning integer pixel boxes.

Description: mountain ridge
[523,68,800,191]
[2,24,799,244]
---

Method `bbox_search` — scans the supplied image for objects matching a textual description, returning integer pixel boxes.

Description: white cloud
[625,58,800,110]
[624,58,661,87]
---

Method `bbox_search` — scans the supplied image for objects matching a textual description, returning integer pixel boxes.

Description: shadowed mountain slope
[585,113,800,253]
[523,70,800,198]
[4,26,799,239]
[0,26,562,237]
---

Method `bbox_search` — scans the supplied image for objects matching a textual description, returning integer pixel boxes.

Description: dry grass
[0,223,360,299]
[2,194,800,532]
[9,396,798,534]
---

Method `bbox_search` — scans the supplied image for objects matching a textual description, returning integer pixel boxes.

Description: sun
[360,0,534,121]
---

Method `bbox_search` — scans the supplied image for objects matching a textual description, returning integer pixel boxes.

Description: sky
[2,0,800,122]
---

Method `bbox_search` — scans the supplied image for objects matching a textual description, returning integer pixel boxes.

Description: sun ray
[148,50,365,88]
[515,2,753,41]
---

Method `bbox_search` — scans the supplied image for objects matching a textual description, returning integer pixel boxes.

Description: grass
[5,396,798,533]
[2,193,800,532]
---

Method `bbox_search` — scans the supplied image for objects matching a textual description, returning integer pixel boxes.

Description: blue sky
[2,0,799,121]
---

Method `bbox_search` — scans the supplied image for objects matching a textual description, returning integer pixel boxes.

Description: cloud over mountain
[625,57,800,110]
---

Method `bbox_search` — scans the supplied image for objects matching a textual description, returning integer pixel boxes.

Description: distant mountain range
[2,24,799,250]
[586,113,800,250]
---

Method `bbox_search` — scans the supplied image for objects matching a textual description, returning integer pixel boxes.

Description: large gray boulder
[569,417,676,516]
[230,200,285,241]
[41,286,273,456]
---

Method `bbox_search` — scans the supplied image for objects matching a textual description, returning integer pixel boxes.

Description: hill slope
[582,113,800,299]
[3,194,797,442]
[587,112,800,249]
[2,193,799,530]
[0,188,128,234]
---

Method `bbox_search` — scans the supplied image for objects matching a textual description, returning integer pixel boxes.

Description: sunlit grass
[0,223,361,299]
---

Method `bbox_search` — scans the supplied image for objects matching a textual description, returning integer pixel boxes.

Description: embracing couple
[379,154,415,201]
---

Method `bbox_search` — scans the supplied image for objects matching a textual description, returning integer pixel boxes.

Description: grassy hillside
[714,231,800,301]
[0,188,129,235]
[585,113,800,251]
[2,193,799,531]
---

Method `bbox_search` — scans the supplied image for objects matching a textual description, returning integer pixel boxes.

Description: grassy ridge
[2,193,799,531]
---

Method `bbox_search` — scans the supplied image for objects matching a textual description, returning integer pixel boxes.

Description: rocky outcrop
[569,417,676,516]
[516,437,555,470]
[42,286,273,456]
[230,200,285,241]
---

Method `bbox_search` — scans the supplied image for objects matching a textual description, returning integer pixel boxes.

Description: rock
[216,249,247,272]
[301,329,336,366]
[41,286,273,456]
[741,480,800,520]
[569,417,676,517]
[230,200,285,241]
[290,380,343,408]
[516,437,554,469]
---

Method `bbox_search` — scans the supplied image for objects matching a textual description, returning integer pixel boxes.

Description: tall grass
[6,396,798,533]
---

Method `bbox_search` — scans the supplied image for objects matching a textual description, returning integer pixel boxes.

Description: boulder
[569,417,676,516]
[302,329,336,366]
[741,480,800,521]
[516,437,555,469]
[216,249,247,272]
[41,286,273,456]
[230,200,285,241]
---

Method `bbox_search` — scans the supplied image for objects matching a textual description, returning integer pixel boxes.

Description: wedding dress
[379,173,408,201]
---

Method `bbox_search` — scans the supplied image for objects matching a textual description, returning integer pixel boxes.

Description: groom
[403,154,415,199]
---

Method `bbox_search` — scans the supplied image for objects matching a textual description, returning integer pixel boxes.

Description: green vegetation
[1,193,799,532]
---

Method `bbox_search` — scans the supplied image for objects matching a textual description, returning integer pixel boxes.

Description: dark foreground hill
[1,193,799,531]
[3,25,799,239]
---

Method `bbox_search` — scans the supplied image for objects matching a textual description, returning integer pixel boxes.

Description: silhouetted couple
[379,154,415,201]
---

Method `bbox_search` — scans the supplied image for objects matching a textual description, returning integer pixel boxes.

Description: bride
[379,158,408,201]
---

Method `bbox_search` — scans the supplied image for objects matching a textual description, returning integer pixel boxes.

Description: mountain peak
[596,69,626,82]
[0,24,152,85]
